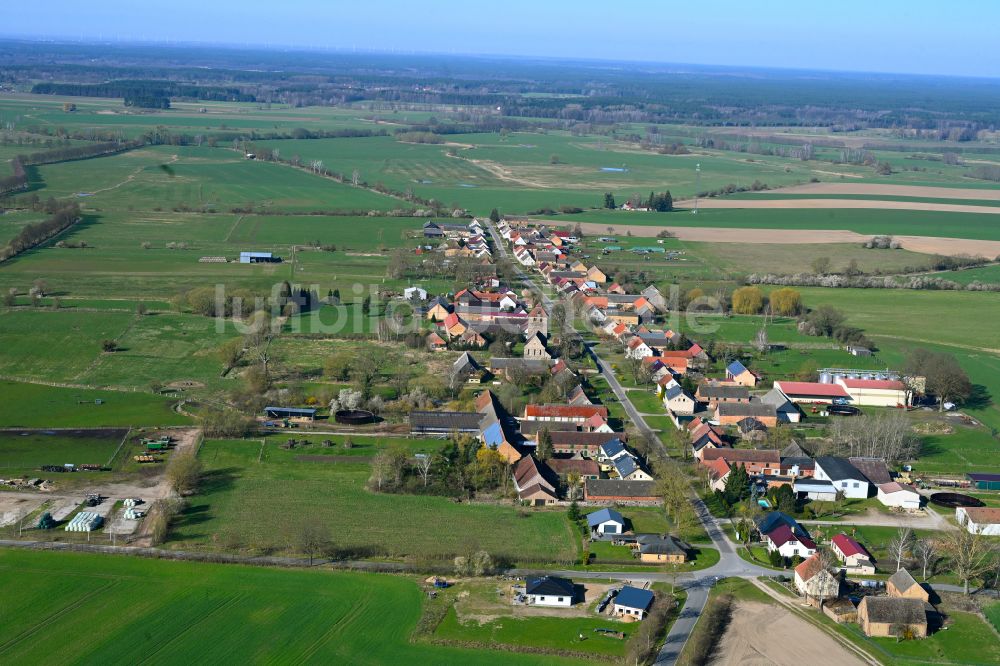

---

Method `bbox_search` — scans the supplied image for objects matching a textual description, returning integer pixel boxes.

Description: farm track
[771,182,1000,200]
[672,197,1000,215]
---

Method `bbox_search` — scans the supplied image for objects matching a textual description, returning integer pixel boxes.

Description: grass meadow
[167,438,578,564]
[0,548,572,665]
[0,381,189,428]
[0,428,127,471]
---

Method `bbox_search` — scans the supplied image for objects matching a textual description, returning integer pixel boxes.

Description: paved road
[488,220,777,663]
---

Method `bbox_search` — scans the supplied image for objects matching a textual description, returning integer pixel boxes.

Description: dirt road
[673,198,1000,214]
[573,222,1000,257]
[769,182,1000,201]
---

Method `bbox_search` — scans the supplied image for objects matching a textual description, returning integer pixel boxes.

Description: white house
[613,586,655,620]
[663,385,696,415]
[835,377,909,407]
[525,576,575,607]
[586,508,625,536]
[877,482,922,510]
[813,456,871,499]
[956,507,1000,535]
[764,524,817,559]
[613,454,653,481]
[831,533,876,574]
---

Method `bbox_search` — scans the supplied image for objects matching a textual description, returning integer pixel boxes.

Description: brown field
[761,182,1000,201]
[674,198,1000,214]
[713,601,864,666]
[574,222,1000,257]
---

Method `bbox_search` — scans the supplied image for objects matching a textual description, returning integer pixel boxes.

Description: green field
[167,439,577,564]
[0,428,126,470]
[0,382,189,428]
[0,547,570,665]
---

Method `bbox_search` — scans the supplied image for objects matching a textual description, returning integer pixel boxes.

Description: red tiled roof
[547,458,600,476]
[878,482,917,495]
[767,524,816,550]
[832,533,869,559]
[774,381,850,398]
[524,404,609,419]
[701,448,779,464]
[839,378,907,391]
[961,507,1000,524]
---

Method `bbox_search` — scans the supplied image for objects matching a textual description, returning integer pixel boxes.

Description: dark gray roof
[409,411,482,433]
[737,417,768,433]
[613,455,640,478]
[489,358,550,373]
[637,534,688,556]
[615,586,654,611]
[716,402,776,418]
[526,576,575,597]
[888,568,919,593]
[849,457,892,485]
[699,385,750,400]
[586,479,658,498]
[816,456,869,483]
[861,596,926,625]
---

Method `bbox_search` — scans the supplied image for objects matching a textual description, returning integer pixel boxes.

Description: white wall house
[525,576,575,607]
[813,457,871,499]
[956,507,1000,536]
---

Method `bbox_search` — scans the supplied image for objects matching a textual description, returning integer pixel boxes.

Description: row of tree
[0,202,81,262]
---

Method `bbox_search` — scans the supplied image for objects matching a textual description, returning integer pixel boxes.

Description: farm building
[761,388,801,423]
[877,482,922,510]
[887,568,930,602]
[525,576,575,607]
[695,384,750,406]
[772,381,851,405]
[522,404,608,424]
[408,411,482,435]
[586,508,625,536]
[715,401,778,427]
[835,377,909,407]
[857,597,927,639]
[699,448,780,476]
[264,406,317,421]
[613,586,654,620]
[548,431,626,457]
[547,457,600,480]
[584,479,659,505]
[967,472,1000,491]
[794,479,838,501]
[239,251,280,264]
[955,506,1000,535]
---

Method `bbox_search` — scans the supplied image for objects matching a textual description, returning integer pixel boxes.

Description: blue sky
[5,0,999,77]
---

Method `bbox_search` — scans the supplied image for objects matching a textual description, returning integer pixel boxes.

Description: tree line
[0,202,81,262]
[0,157,28,196]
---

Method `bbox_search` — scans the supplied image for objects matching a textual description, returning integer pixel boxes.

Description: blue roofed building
[726,360,758,387]
[613,586,655,619]
[586,508,625,536]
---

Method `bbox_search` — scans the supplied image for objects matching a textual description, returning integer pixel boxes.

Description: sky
[5,0,999,78]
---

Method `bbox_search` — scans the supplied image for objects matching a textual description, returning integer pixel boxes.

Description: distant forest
[5,39,1000,129]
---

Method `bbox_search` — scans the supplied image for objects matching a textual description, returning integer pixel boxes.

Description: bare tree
[887,528,913,572]
[414,454,434,487]
[827,411,919,463]
[244,312,279,380]
[941,518,993,594]
[912,538,938,581]
[296,521,332,566]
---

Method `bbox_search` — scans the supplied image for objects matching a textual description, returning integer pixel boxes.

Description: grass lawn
[435,606,631,659]
[858,610,1000,665]
[0,381,189,428]
[168,439,577,564]
[0,428,127,472]
[986,602,1000,633]
[626,389,666,415]
[0,548,569,665]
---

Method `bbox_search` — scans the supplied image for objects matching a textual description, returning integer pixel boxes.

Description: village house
[512,455,558,506]
[831,533,876,574]
[764,524,817,559]
[613,586,655,620]
[525,576,576,607]
[780,441,815,477]
[635,535,689,564]
[662,384,696,415]
[705,457,731,493]
[547,457,600,482]
[794,553,841,602]
[725,360,759,387]
[814,456,871,499]
[426,331,448,352]
[761,387,801,423]
[611,453,653,481]
[715,401,779,427]
[699,448,781,476]
[857,596,927,639]
[549,431,626,457]
[586,508,625,536]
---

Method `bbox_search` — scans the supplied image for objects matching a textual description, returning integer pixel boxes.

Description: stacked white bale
[124,499,137,507]
[65,512,103,532]
[124,508,145,520]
